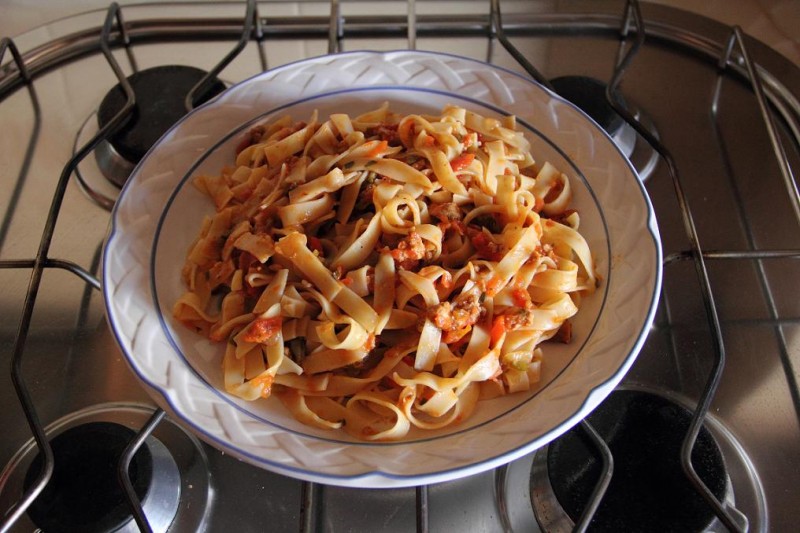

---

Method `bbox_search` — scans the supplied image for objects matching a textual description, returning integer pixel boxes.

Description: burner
[95,65,227,187]
[533,390,733,532]
[23,422,150,532]
[0,404,210,533]
[551,76,626,136]
[22,421,180,533]
[550,75,659,181]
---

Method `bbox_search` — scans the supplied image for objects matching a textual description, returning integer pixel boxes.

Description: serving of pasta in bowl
[103,51,661,487]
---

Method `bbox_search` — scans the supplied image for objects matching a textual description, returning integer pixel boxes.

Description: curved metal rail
[0,1,798,531]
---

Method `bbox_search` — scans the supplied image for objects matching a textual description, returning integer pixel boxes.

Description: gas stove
[1,1,799,531]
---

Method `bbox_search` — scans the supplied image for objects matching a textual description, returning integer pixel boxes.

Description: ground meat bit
[502,310,571,342]
[365,123,401,146]
[273,121,307,142]
[249,124,267,143]
[429,202,463,223]
[467,228,505,261]
[355,182,375,212]
[251,208,275,234]
[208,259,235,289]
[236,124,266,154]
[428,301,455,330]
[526,243,557,264]
[387,231,427,270]
[502,308,537,331]
[409,156,429,171]
[470,213,502,234]
[426,289,484,333]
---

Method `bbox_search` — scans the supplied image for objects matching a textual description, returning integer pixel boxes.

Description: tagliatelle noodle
[173,103,597,441]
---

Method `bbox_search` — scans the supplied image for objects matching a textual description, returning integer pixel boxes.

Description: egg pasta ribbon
[174,103,597,441]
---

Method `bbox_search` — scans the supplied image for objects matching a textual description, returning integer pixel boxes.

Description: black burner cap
[550,75,626,136]
[23,422,153,533]
[547,390,727,532]
[97,65,226,164]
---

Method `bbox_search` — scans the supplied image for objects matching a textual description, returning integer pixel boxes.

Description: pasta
[173,103,597,441]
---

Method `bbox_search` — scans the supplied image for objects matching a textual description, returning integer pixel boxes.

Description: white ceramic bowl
[103,51,662,488]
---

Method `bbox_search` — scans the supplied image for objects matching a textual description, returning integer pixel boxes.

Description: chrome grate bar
[604,1,751,530]
[300,481,322,532]
[416,485,429,533]
[328,0,342,53]
[0,5,136,530]
[572,421,614,533]
[0,37,39,253]
[186,0,258,111]
[711,27,800,430]
[665,250,800,263]
[407,0,417,51]
[118,409,167,533]
[0,259,102,290]
[489,0,552,91]
[721,27,800,228]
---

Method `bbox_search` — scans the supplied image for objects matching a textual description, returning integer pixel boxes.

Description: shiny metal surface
[1,1,799,531]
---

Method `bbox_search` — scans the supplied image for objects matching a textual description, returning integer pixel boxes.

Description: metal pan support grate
[0,1,798,531]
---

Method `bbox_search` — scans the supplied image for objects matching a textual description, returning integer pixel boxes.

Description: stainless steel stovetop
[1,1,798,531]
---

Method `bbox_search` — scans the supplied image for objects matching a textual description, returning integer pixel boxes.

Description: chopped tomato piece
[490,315,507,347]
[363,334,377,352]
[365,139,389,158]
[442,325,471,345]
[511,286,531,309]
[485,275,503,297]
[447,329,472,351]
[249,373,274,398]
[450,152,475,172]
[241,317,283,343]
[308,236,323,254]
[468,231,505,261]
